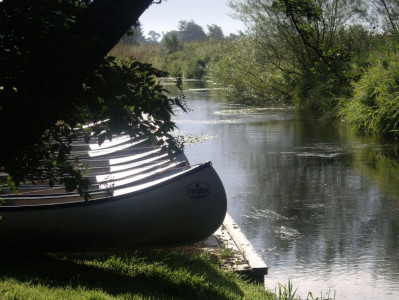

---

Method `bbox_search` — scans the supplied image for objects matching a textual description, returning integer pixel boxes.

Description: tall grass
[339,44,399,136]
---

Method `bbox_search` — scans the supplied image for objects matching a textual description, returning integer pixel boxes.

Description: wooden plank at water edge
[223,213,268,282]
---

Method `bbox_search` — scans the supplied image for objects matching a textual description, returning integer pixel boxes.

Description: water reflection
[174,82,399,299]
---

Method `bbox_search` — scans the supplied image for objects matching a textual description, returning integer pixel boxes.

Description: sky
[139,0,246,37]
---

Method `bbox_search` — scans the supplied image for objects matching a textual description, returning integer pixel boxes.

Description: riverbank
[0,213,273,299]
[0,246,271,299]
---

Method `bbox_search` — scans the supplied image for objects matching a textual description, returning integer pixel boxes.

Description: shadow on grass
[0,250,244,299]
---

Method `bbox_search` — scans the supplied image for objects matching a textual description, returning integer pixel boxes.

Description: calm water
[173,81,399,299]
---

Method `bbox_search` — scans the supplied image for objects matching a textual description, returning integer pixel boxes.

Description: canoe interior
[1,138,189,202]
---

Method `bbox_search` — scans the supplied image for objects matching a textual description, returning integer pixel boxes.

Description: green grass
[109,40,220,80]
[339,44,399,136]
[0,250,272,299]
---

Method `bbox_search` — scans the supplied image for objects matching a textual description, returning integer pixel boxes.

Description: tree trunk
[0,0,155,162]
[49,0,154,100]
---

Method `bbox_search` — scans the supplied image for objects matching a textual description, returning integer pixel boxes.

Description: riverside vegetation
[2,1,394,298]
[112,0,399,138]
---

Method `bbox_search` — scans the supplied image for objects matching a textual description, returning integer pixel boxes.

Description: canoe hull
[0,163,227,253]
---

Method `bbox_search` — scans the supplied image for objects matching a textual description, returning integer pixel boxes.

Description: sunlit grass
[0,250,272,299]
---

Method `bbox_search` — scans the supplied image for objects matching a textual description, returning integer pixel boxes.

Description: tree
[227,0,362,106]
[178,20,208,42]
[162,32,183,53]
[120,24,147,45]
[207,24,224,39]
[227,33,240,40]
[208,35,286,102]
[147,30,161,43]
[0,0,185,195]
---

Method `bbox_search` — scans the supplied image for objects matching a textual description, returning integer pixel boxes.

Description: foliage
[271,0,353,82]
[208,36,291,103]
[120,24,147,45]
[110,39,221,80]
[207,24,225,39]
[111,19,230,80]
[224,0,360,107]
[157,19,225,43]
[0,0,183,195]
[223,0,399,116]
[178,19,208,42]
[339,43,399,136]
[2,55,186,197]
[147,30,161,43]
[162,32,183,53]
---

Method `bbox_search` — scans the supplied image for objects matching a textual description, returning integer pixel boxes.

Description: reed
[275,280,336,300]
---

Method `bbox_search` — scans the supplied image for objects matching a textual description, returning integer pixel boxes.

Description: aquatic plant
[275,280,336,300]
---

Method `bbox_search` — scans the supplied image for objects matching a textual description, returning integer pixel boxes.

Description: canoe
[0,136,227,253]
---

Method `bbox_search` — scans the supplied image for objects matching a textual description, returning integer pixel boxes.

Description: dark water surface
[173,81,399,299]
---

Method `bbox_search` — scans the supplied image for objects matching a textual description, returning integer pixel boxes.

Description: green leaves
[272,0,322,21]
[163,32,183,53]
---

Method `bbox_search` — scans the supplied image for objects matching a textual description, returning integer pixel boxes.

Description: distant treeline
[119,19,239,45]
[110,19,237,79]
[111,0,399,137]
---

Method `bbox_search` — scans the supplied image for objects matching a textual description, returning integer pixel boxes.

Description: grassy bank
[0,249,272,299]
[109,40,221,80]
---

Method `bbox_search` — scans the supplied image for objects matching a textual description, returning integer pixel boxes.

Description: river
[172,80,399,299]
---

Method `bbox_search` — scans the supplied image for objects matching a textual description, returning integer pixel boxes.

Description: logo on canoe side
[185,182,211,199]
